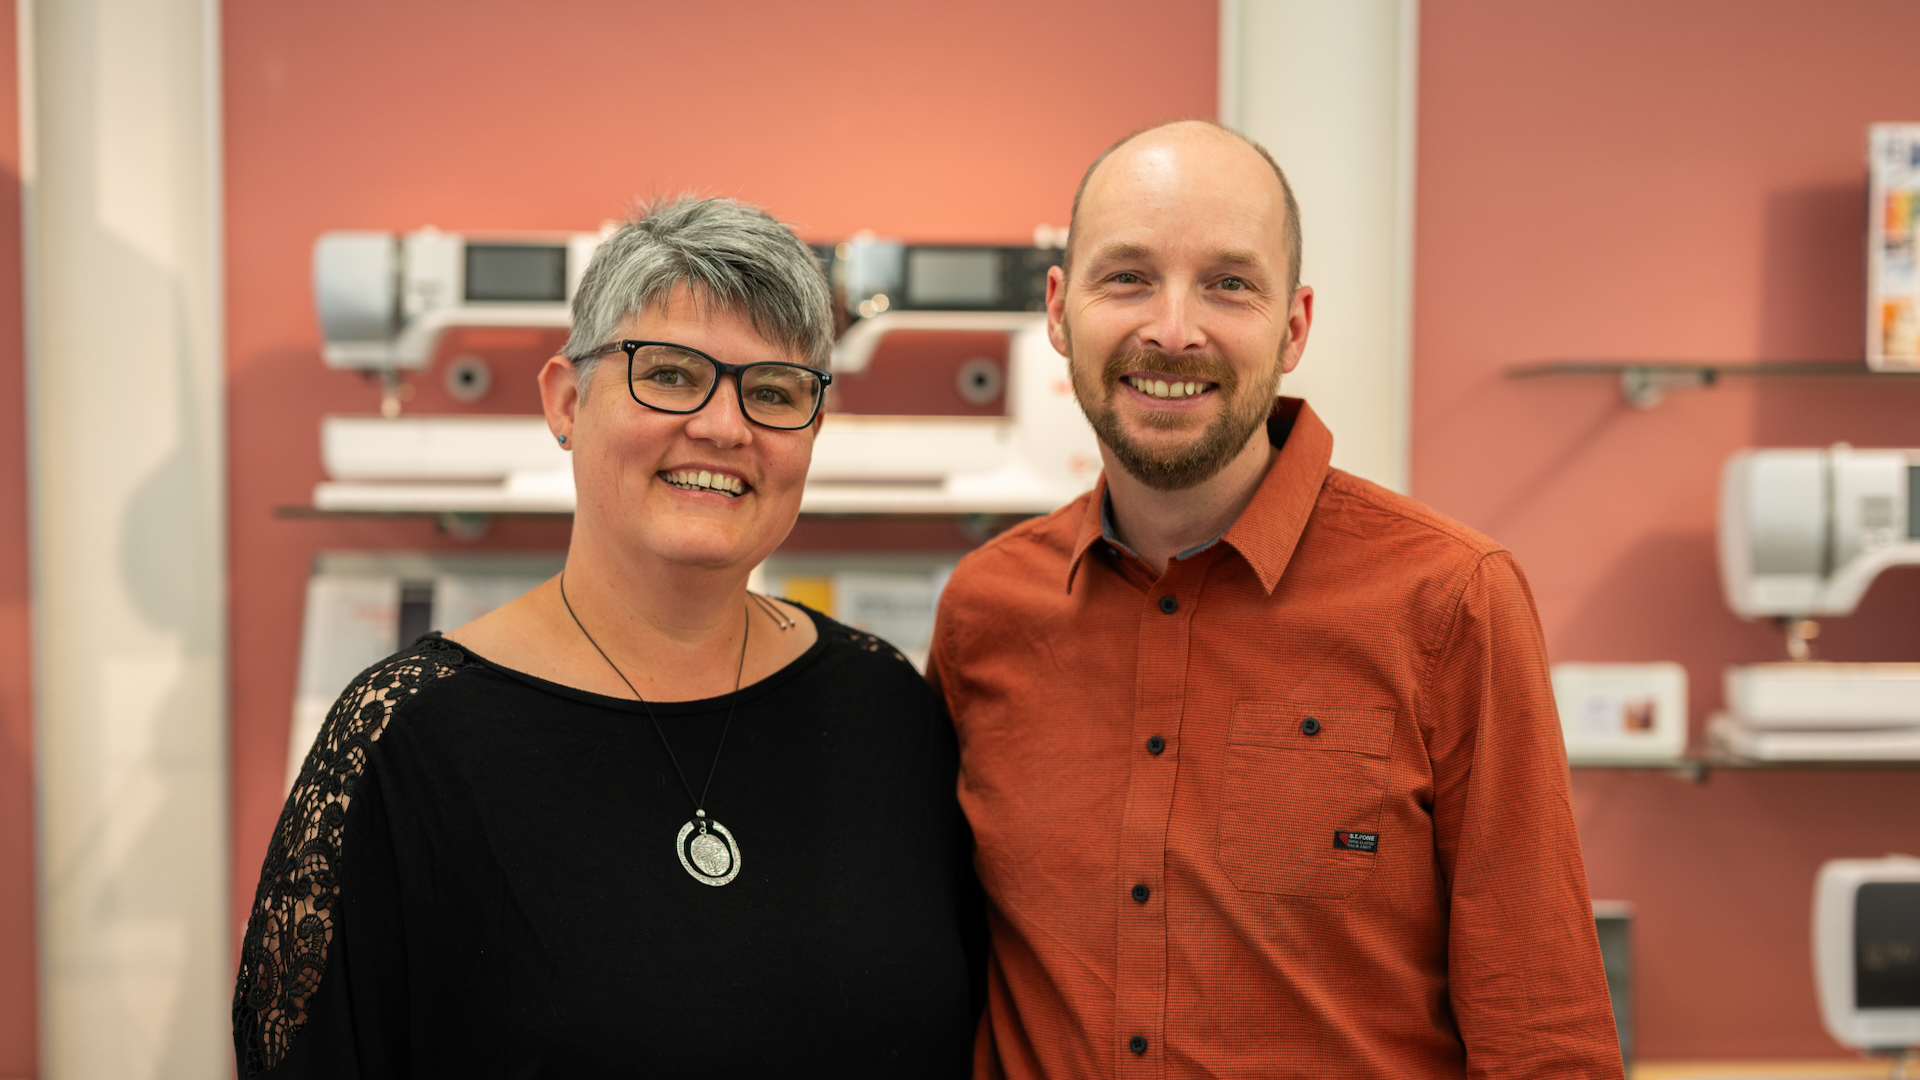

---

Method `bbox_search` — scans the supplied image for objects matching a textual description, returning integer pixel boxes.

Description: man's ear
[1045,264,1071,358]
[1280,285,1314,374]
[539,354,581,444]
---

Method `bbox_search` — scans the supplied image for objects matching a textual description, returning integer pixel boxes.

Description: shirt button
[1129,1035,1148,1055]
[1146,735,1165,754]
[1159,595,1178,614]
[1301,716,1322,736]
[1131,883,1150,903]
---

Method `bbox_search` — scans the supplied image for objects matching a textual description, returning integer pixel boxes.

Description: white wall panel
[20,0,228,1073]
[1221,0,1417,492]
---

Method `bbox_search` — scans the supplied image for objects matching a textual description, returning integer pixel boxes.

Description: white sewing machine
[309,226,1102,516]
[315,227,604,372]
[1713,446,1920,759]
[315,227,608,418]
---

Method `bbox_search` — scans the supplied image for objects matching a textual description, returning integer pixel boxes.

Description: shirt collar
[1097,491,1223,563]
[1064,397,1333,595]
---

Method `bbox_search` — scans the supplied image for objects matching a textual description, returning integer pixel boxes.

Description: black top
[233,608,981,1078]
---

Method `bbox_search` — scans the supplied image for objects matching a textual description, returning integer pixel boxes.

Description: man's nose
[1136,281,1207,354]
[685,376,753,446]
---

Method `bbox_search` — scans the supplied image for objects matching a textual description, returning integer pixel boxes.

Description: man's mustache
[1100,350,1240,391]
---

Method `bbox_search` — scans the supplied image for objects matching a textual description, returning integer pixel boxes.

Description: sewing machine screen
[907,249,1001,307]
[1857,882,1920,1009]
[1909,466,1920,539]
[464,243,568,303]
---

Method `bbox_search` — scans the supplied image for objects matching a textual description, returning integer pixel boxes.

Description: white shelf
[310,479,1082,517]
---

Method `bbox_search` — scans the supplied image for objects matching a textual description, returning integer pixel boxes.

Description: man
[926,119,1623,1078]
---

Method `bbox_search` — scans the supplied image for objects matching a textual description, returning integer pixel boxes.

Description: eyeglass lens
[627,344,824,428]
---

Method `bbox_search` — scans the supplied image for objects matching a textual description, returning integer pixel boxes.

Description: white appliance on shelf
[1550,663,1689,761]
[1812,856,1920,1053]
[1719,446,1920,623]
[315,227,604,371]
[313,312,1103,517]
[1715,446,1920,760]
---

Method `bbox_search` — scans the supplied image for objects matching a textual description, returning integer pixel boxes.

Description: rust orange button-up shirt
[928,400,1622,1079]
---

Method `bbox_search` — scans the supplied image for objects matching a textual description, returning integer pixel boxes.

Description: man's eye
[1219,277,1247,291]
[1111,272,1142,284]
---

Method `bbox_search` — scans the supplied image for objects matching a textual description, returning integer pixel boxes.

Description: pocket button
[1301,716,1322,736]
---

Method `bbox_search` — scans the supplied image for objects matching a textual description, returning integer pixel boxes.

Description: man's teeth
[1125,375,1209,399]
[664,469,745,496]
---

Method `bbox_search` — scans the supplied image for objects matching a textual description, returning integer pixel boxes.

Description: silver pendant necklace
[559,572,748,887]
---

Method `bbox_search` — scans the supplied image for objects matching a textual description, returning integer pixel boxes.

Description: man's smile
[1121,374,1217,401]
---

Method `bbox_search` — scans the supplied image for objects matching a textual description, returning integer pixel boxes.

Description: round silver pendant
[675,819,741,886]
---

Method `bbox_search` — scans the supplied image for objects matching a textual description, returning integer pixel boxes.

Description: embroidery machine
[315,227,606,416]
[1713,446,1920,759]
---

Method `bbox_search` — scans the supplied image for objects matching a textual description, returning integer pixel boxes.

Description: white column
[19,0,228,1073]
[1221,0,1418,493]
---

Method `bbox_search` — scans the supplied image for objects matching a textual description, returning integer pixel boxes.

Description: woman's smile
[659,466,752,498]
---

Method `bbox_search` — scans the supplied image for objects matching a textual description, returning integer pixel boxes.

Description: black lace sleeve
[833,624,913,666]
[231,636,472,1075]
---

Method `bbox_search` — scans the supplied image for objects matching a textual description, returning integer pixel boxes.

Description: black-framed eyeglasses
[585,340,834,431]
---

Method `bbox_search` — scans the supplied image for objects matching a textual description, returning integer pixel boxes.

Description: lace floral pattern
[836,626,910,666]
[232,636,471,1075]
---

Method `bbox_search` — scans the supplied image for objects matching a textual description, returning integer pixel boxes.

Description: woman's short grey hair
[562,196,834,389]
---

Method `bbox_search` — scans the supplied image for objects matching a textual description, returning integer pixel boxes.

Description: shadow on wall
[1552,532,1777,734]
[123,287,219,654]
[0,154,34,1077]
[1752,177,1920,455]
[40,217,229,1075]
[1757,184,1864,361]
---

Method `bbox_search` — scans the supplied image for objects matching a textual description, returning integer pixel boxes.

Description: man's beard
[1067,334,1284,492]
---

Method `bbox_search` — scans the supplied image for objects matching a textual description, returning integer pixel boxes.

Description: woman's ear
[539,354,581,446]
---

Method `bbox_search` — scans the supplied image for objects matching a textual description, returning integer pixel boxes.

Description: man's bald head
[1063,118,1302,296]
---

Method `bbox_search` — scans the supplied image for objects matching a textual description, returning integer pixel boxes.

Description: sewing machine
[1712,446,1920,759]
[315,226,608,414]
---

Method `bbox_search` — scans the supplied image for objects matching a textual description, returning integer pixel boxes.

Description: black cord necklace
[749,590,794,630]
[559,571,749,887]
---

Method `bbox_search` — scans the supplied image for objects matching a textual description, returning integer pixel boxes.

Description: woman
[233,197,981,1076]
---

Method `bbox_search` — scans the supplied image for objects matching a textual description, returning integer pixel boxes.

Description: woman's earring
[557,434,568,446]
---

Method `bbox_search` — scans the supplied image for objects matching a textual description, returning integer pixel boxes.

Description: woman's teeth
[664,469,745,496]
[1125,375,1209,400]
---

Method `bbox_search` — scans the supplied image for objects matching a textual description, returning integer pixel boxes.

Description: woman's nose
[685,376,753,445]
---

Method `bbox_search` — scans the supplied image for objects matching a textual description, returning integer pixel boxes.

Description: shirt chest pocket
[1217,702,1394,900]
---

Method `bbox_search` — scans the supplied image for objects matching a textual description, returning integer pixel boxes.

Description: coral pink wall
[0,0,35,1071]
[220,0,1920,1063]
[221,0,1216,938]
[1416,0,1920,1060]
